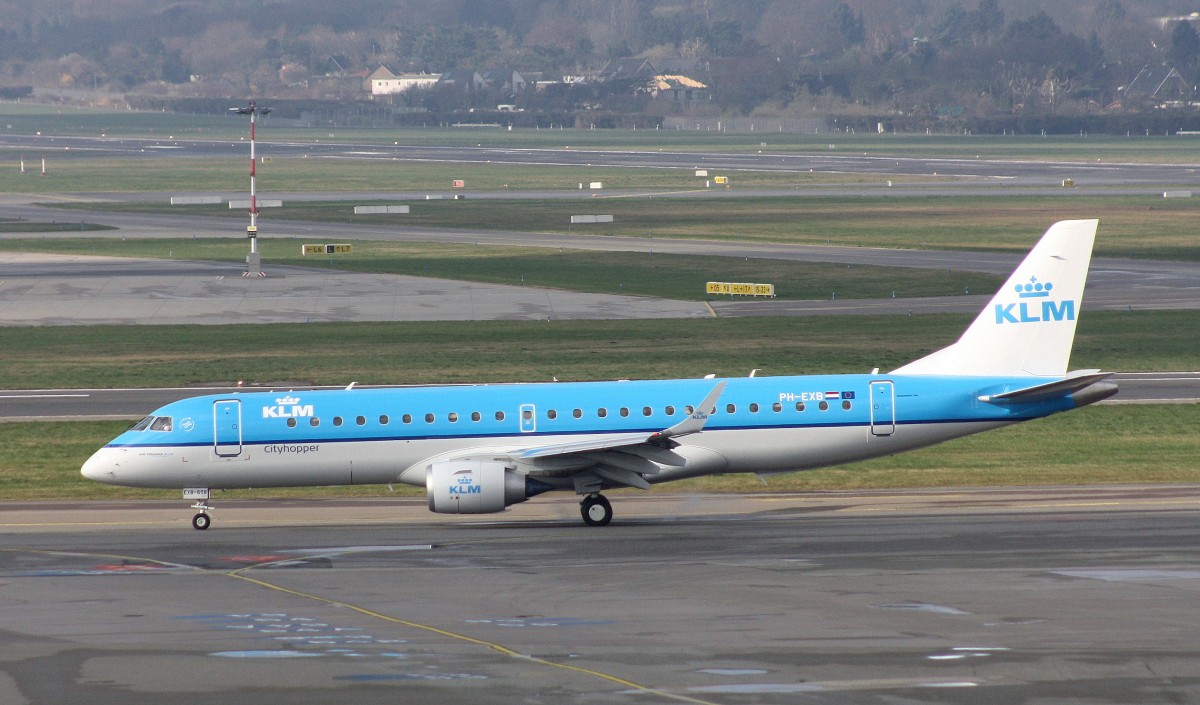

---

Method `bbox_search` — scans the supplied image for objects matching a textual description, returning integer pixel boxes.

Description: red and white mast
[231,100,271,276]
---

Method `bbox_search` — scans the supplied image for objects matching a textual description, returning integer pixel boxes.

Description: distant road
[2,372,1196,420]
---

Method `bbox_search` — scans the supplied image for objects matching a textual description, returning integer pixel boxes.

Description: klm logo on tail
[994,277,1075,325]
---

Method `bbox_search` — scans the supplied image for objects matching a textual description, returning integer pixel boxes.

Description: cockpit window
[149,416,173,432]
[129,416,154,432]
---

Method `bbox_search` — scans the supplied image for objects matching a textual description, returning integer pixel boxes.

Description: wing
[416,382,727,492]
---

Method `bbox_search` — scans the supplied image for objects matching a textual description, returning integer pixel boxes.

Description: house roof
[653,75,707,90]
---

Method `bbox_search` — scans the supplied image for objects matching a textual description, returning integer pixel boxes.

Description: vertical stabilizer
[891,219,1098,377]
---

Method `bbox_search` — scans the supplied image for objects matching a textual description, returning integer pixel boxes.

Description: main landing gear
[580,494,613,527]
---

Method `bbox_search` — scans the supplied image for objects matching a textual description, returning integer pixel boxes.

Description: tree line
[5,0,1200,125]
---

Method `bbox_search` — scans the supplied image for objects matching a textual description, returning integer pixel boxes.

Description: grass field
[0,236,1001,302]
[5,403,1197,501]
[38,193,1200,261]
[0,155,930,194]
[0,310,1190,390]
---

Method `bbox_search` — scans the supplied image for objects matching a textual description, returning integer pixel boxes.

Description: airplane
[82,219,1116,529]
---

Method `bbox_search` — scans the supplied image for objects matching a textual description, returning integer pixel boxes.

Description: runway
[5,132,1200,188]
[1,487,1198,704]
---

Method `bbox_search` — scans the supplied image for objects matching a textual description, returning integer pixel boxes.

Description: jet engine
[426,460,552,514]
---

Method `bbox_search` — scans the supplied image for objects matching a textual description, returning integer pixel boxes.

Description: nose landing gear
[185,488,212,530]
[580,494,613,526]
[191,511,211,531]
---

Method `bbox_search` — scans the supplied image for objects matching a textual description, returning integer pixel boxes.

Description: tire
[192,513,211,530]
[580,495,612,527]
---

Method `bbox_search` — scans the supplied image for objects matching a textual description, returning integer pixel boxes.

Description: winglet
[651,381,726,442]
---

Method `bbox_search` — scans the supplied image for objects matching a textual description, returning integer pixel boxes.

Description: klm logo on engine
[450,471,481,495]
[994,277,1075,325]
[262,395,315,419]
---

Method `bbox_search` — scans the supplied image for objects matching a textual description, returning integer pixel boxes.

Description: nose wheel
[580,494,613,526]
[185,488,212,530]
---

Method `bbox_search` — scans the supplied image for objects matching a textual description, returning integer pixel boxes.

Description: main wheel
[192,513,211,531]
[580,494,613,527]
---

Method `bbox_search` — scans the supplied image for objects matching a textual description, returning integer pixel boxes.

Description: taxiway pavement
[1,487,1198,704]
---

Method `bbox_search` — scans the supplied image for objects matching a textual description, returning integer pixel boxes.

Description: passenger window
[149,416,173,431]
[379,415,389,425]
[842,400,852,411]
[620,408,630,417]
[684,405,694,415]
[286,418,297,428]
[796,402,806,412]
[333,417,343,427]
[356,416,366,426]
[818,401,829,411]
[522,409,533,421]
[425,413,435,423]
[496,411,505,421]
[310,417,320,427]
[547,409,557,420]
[642,406,653,416]
[749,403,759,413]
[402,414,412,424]
[572,409,582,419]
[471,411,481,422]
[772,403,782,412]
[726,404,736,414]
[665,406,675,416]
[448,412,458,423]
[597,408,608,418]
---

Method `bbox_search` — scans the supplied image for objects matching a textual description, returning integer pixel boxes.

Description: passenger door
[869,381,895,436]
[213,399,243,457]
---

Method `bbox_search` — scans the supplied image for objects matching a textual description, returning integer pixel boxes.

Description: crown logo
[1015,276,1053,298]
[276,395,300,405]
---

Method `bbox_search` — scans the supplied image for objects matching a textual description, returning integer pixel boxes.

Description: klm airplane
[82,220,1116,529]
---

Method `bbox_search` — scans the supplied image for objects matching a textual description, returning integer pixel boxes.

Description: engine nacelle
[426,460,548,514]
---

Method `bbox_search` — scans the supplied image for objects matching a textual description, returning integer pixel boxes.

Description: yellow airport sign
[303,243,354,255]
[706,281,775,297]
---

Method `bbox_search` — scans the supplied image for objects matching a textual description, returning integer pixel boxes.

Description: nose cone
[81,447,121,484]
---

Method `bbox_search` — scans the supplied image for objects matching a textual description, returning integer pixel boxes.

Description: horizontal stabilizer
[978,370,1113,404]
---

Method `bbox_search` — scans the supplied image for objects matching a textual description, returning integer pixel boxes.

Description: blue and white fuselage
[82,220,1117,527]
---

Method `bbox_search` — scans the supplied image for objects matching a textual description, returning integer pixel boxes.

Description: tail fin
[892,219,1098,377]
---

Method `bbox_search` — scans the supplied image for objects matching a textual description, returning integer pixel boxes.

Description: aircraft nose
[81,448,120,483]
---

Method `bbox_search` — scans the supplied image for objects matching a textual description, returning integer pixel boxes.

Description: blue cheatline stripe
[103,416,1027,451]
